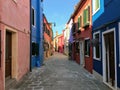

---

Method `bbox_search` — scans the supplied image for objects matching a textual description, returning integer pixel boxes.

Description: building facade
[43,14,53,59]
[0,0,30,89]
[31,0,44,68]
[53,31,59,52]
[92,0,120,89]
[68,18,74,60]
[71,0,92,73]
[58,31,64,53]
[64,24,70,55]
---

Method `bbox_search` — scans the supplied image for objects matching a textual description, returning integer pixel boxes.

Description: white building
[64,19,73,55]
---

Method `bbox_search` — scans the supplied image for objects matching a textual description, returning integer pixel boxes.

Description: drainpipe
[30,0,32,72]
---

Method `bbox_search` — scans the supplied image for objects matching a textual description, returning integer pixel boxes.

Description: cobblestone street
[11,52,111,90]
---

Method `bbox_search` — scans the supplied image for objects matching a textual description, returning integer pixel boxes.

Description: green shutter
[78,17,80,28]
[83,9,86,25]
[95,0,100,11]
[83,6,90,26]
[80,16,81,27]
[87,6,90,22]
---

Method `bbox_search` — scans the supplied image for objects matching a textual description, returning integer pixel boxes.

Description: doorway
[5,31,12,78]
[79,41,84,66]
[102,29,117,89]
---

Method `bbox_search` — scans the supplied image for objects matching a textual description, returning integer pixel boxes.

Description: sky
[43,0,80,36]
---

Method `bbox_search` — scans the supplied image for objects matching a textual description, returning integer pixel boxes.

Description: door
[73,42,76,60]
[5,31,12,77]
[104,31,115,87]
[80,41,84,66]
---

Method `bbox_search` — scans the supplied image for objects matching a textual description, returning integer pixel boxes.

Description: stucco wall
[0,0,30,32]
[0,24,5,90]
[73,0,93,73]
[0,0,30,89]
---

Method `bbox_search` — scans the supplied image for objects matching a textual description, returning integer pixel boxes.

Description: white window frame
[84,37,90,57]
[102,28,117,89]
[32,7,36,27]
[93,31,101,60]
[92,0,100,15]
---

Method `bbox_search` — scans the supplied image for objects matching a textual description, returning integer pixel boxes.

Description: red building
[71,0,93,73]
[58,30,64,53]
[0,0,30,89]
[43,14,53,59]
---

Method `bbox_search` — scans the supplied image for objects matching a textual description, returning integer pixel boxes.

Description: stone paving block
[11,52,112,90]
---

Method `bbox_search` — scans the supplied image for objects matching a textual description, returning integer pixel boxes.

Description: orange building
[71,0,93,73]
[43,14,53,59]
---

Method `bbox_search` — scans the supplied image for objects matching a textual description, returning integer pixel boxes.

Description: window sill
[32,25,36,27]
[32,55,35,57]
[85,55,90,57]
[93,57,101,61]
[92,8,100,15]
[32,55,38,57]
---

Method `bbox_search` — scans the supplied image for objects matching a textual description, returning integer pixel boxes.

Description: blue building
[31,0,44,69]
[92,0,120,89]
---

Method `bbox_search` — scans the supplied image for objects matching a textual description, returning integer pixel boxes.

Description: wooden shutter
[80,16,82,27]
[75,22,78,31]
[83,9,87,26]
[78,16,82,28]
[78,17,80,28]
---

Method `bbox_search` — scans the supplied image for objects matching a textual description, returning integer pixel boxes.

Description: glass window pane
[85,39,90,56]
[95,0,100,11]
[95,33,100,58]
[32,8,34,26]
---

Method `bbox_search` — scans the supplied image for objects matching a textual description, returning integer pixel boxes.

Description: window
[72,23,76,33]
[32,42,36,55]
[48,30,50,36]
[92,0,100,14]
[43,23,46,32]
[83,6,90,26]
[32,8,35,26]
[32,42,39,56]
[76,42,79,53]
[85,39,90,56]
[93,32,100,60]
[78,16,82,28]
[35,43,39,56]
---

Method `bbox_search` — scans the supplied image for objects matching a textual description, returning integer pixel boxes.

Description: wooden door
[109,32,115,86]
[104,31,115,86]
[5,32,12,77]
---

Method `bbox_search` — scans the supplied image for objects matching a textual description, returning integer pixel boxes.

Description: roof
[67,0,85,23]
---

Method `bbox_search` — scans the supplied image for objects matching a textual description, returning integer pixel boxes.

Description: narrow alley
[11,52,111,90]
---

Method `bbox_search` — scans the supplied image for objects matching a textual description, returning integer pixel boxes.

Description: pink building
[58,30,64,53]
[0,0,30,89]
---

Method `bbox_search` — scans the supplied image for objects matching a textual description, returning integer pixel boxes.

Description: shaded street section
[11,52,111,90]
